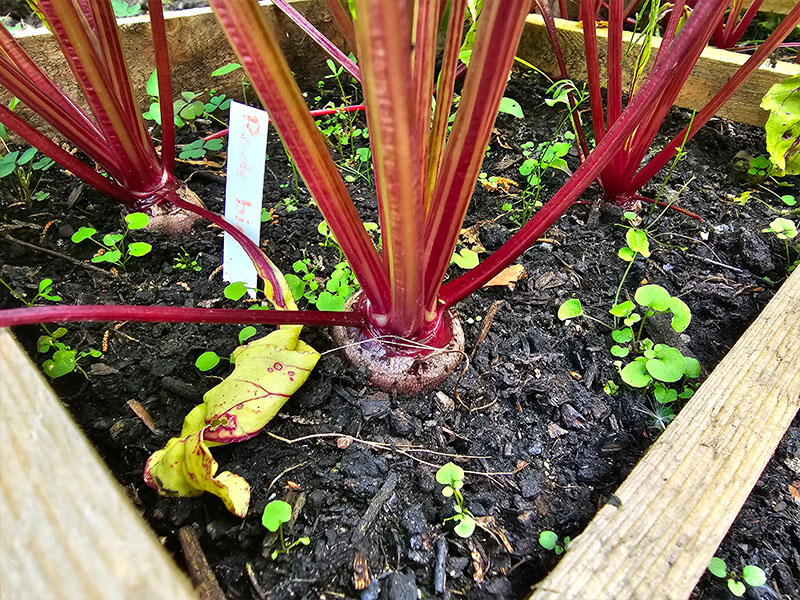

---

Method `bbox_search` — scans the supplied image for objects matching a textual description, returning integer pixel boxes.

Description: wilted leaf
[145,326,320,516]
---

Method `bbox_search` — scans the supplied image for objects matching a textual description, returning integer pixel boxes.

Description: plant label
[223,101,269,297]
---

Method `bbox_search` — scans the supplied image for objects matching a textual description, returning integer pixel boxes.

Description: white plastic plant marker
[223,101,269,298]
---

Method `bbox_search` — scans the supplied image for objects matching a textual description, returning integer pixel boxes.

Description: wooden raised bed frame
[1,3,798,598]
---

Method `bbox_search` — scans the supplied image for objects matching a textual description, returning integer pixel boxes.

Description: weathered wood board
[760,0,795,14]
[0,329,197,600]
[2,0,346,137]
[530,268,800,600]
[518,14,800,127]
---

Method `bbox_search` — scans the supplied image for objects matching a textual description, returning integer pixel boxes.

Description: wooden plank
[518,14,800,127]
[1,0,347,137]
[0,329,197,600]
[530,268,800,600]
[760,0,794,14]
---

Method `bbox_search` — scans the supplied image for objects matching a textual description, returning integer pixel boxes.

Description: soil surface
[1,67,799,600]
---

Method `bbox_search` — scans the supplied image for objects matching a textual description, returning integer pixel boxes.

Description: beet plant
[0,0,761,516]
[534,0,800,207]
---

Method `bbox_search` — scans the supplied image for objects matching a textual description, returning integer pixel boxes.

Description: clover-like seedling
[708,557,767,597]
[539,530,570,555]
[262,500,310,560]
[762,217,798,268]
[71,212,151,268]
[436,462,476,538]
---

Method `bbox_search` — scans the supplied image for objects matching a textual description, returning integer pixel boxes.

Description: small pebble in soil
[383,571,418,600]
[479,222,510,251]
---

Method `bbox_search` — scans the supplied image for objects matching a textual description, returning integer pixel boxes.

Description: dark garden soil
[1,69,799,600]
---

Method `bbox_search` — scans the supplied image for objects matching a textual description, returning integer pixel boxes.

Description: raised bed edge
[760,0,794,14]
[529,268,800,600]
[0,329,197,600]
[518,14,800,128]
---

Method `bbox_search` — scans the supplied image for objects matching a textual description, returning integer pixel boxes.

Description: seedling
[516,138,573,224]
[71,213,152,269]
[195,326,259,371]
[538,530,570,555]
[708,557,767,597]
[762,217,798,268]
[0,137,55,203]
[178,138,224,160]
[172,248,202,272]
[451,248,480,270]
[436,462,476,538]
[262,500,310,560]
[142,69,232,129]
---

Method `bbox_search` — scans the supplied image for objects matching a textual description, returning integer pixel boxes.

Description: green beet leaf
[635,284,672,312]
[558,299,583,320]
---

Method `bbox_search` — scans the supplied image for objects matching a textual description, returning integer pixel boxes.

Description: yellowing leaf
[144,326,320,517]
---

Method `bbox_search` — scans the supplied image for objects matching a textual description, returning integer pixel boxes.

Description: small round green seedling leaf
[238,326,257,344]
[298,537,310,546]
[781,194,797,206]
[195,351,221,371]
[646,345,686,383]
[626,229,650,257]
[635,284,672,312]
[436,462,464,488]
[37,336,52,353]
[92,249,122,263]
[742,565,766,587]
[618,246,636,262]
[610,345,629,358]
[708,557,727,578]
[763,217,798,240]
[611,328,633,343]
[451,248,480,269]
[127,242,152,257]
[653,384,677,404]
[727,580,746,597]
[498,97,523,119]
[38,278,53,293]
[620,359,652,388]
[668,297,691,332]
[103,233,124,246]
[454,515,476,538]
[609,301,635,317]
[43,349,77,378]
[558,299,583,320]
[538,530,559,550]
[224,281,248,301]
[683,356,701,379]
[71,226,97,243]
[125,212,150,230]
[262,500,292,532]
[316,291,346,311]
